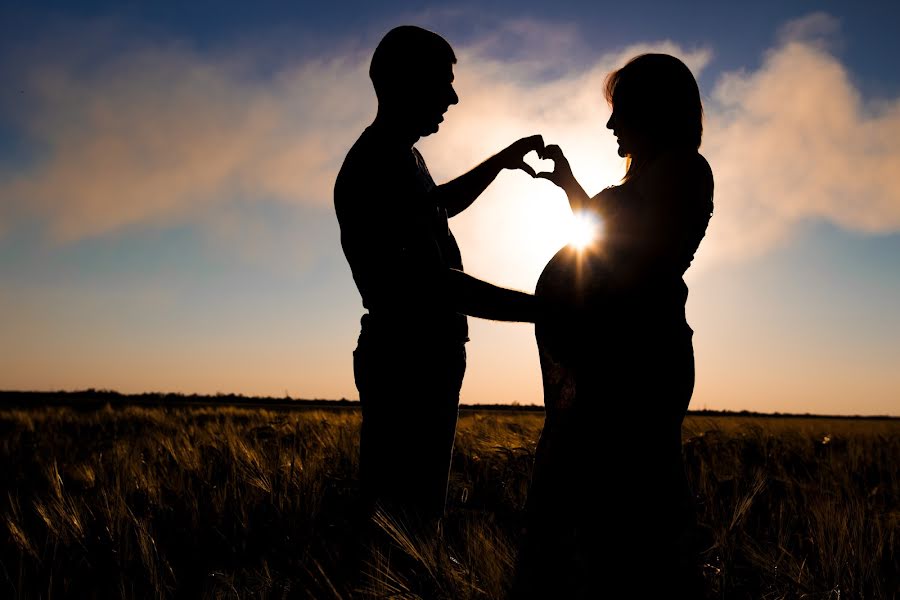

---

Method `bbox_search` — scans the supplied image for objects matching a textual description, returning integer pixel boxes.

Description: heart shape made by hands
[523,150,555,178]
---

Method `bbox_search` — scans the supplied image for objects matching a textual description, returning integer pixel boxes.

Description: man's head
[370,26,459,137]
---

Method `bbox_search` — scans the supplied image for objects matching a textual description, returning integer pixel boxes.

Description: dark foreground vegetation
[0,401,897,599]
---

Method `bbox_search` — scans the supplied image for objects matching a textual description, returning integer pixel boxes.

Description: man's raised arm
[431,135,545,217]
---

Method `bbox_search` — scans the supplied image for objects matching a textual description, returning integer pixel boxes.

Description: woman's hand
[535,144,575,189]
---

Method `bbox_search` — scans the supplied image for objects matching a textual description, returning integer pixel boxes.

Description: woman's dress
[516,152,713,597]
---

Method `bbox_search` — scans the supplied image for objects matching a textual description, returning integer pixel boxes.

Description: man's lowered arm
[446,268,541,323]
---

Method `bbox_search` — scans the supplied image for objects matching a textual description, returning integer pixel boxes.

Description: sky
[1,1,899,415]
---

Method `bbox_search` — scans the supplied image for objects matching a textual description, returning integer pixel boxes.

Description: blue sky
[1,1,898,415]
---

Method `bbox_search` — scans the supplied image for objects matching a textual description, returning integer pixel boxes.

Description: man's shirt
[334,124,468,345]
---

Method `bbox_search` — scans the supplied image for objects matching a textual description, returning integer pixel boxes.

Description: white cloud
[0,41,374,242]
[1,13,898,280]
[777,11,841,48]
[703,29,900,262]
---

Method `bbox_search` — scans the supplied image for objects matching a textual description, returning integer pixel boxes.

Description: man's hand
[494,135,545,177]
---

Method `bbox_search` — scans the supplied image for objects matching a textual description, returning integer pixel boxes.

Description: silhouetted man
[335,25,543,524]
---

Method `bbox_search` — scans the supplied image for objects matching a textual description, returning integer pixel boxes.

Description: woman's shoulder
[638,150,713,198]
[647,149,711,181]
[588,151,713,207]
[590,184,620,202]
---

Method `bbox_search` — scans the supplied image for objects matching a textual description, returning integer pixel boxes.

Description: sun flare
[567,211,602,250]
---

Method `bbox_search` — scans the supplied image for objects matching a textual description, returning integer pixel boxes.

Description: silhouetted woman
[513,54,714,598]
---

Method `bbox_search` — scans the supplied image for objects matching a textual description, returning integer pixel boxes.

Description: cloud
[777,11,841,48]
[703,16,900,261]
[1,13,899,278]
[0,37,374,242]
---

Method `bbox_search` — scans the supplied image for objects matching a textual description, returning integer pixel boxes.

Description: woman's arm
[535,144,592,213]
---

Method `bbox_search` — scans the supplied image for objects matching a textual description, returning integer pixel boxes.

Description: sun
[566,210,602,251]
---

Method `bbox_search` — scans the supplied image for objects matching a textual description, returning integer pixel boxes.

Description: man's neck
[371,111,420,149]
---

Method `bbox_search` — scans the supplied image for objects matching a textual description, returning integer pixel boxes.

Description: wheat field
[0,403,897,599]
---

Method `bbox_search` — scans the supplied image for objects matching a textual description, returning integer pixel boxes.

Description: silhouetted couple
[335,25,713,598]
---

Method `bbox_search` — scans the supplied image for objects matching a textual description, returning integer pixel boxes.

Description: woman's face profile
[606,110,626,157]
[606,105,652,159]
[607,109,636,158]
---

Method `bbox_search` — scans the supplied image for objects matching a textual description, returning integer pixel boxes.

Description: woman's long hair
[605,54,703,181]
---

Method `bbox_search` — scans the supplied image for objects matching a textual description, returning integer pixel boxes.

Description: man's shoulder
[335,130,376,213]
[336,129,408,189]
[336,129,375,180]
[335,128,422,217]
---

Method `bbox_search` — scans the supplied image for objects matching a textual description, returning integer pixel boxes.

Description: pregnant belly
[536,246,604,301]
[535,246,610,366]
[535,246,572,301]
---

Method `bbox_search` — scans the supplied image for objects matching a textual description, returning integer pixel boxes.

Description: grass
[0,404,897,598]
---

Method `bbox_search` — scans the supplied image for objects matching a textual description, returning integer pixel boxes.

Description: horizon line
[0,389,897,420]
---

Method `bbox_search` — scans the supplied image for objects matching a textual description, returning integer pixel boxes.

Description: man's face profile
[370,26,459,138]
[405,62,459,137]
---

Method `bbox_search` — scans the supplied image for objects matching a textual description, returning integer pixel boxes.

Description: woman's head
[605,54,703,165]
